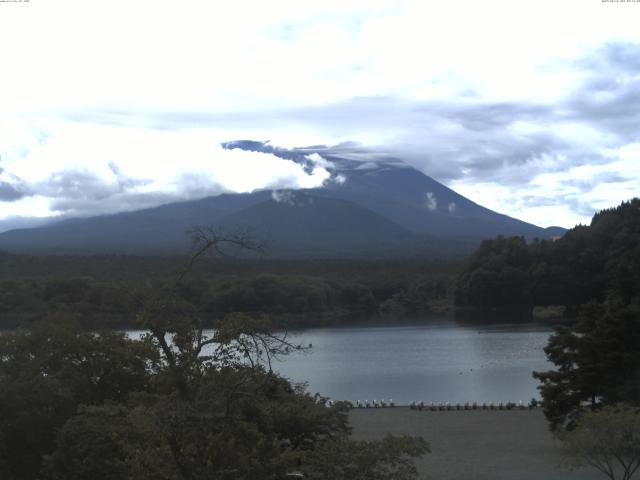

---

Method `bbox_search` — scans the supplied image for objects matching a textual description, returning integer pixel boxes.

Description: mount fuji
[0,141,564,257]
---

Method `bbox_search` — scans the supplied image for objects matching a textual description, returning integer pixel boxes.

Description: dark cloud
[0,181,26,202]
[564,172,630,191]
[0,157,28,201]
[39,170,138,202]
[40,169,226,218]
[567,43,640,139]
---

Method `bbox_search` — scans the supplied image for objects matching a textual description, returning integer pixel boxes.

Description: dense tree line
[512,200,640,431]
[0,255,455,330]
[453,198,640,311]
[0,232,429,480]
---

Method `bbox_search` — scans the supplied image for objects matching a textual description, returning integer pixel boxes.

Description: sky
[0,0,639,230]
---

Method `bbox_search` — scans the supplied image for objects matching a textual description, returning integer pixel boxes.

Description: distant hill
[0,141,565,257]
[453,198,640,309]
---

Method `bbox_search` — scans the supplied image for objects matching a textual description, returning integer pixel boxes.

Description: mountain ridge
[0,141,565,257]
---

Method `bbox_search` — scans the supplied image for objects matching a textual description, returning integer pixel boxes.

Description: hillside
[453,198,640,310]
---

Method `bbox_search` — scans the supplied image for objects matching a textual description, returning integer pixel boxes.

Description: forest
[0,231,431,480]
[0,254,454,330]
[3,199,640,332]
[1,199,639,479]
[453,198,640,312]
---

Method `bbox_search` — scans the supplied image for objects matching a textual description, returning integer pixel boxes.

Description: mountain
[0,141,565,257]
[0,191,271,253]
[223,141,564,239]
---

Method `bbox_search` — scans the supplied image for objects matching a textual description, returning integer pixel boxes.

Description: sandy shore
[349,408,602,480]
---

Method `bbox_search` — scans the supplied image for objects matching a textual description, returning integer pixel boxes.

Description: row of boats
[325,399,540,410]
[408,400,539,410]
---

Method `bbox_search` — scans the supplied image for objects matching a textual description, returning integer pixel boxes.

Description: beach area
[349,408,602,480]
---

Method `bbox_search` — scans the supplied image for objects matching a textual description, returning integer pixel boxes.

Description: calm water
[129,320,553,405]
[271,320,553,405]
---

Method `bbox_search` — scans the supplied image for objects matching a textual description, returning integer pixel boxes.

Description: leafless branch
[176,225,266,285]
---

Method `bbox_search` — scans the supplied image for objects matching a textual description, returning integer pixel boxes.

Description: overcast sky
[1,0,639,230]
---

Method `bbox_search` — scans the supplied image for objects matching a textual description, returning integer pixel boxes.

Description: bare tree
[132,226,303,394]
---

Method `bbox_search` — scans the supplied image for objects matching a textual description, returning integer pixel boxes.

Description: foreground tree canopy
[0,229,428,480]
[533,302,640,430]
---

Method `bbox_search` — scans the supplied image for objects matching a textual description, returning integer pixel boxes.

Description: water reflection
[273,320,553,405]
[128,319,554,405]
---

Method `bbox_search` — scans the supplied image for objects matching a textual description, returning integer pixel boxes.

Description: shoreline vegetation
[0,251,574,331]
[0,199,638,479]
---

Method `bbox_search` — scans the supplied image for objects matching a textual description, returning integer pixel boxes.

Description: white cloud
[305,153,333,169]
[424,192,437,211]
[3,0,638,115]
[333,174,347,185]
[0,121,329,219]
[449,143,640,228]
[0,195,54,220]
[0,1,639,226]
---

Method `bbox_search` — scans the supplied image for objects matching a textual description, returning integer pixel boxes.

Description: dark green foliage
[533,302,640,431]
[453,235,532,307]
[0,317,427,480]
[0,231,429,479]
[301,434,430,480]
[203,274,377,318]
[0,319,156,479]
[454,198,640,310]
[0,255,457,330]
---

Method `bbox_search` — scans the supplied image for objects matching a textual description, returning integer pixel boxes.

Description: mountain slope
[223,141,563,239]
[0,141,565,257]
[0,191,271,252]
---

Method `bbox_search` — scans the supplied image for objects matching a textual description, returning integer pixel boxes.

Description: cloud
[271,190,296,205]
[333,173,346,185]
[0,182,25,202]
[424,192,437,211]
[1,1,639,228]
[0,122,330,219]
[566,43,640,139]
[271,189,313,206]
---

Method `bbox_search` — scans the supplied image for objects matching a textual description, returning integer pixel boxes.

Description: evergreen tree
[533,302,640,431]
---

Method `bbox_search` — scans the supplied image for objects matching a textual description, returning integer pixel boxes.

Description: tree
[560,404,640,480]
[0,317,156,479]
[302,434,429,480]
[42,226,430,480]
[533,302,640,431]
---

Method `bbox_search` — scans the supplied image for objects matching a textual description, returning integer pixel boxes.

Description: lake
[129,319,554,405]
[271,320,553,405]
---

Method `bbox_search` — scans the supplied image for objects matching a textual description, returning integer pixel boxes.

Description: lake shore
[348,408,601,480]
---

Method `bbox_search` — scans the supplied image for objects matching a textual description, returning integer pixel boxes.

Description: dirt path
[349,408,603,480]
